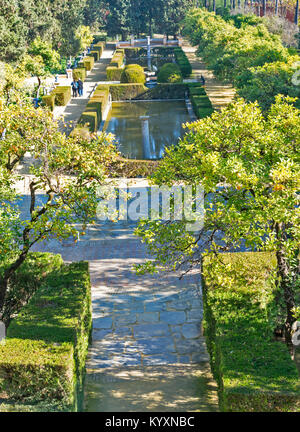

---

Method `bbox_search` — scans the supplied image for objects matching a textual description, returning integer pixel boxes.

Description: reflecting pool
[103,101,190,160]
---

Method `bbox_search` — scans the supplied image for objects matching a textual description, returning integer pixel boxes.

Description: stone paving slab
[84,365,218,412]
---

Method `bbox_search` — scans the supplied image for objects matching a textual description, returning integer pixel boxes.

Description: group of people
[71,79,84,98]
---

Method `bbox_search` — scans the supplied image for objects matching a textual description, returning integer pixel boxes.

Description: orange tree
[0,101,118,323]
[135,96,300,343]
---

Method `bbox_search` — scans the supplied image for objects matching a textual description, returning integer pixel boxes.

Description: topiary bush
[42,93,55,111]
[157,63,183,83]
[83,56,94,71]
[53,86,71,106]
[72,68,86,81]
[120,64,146,84]
[106,66,123,81]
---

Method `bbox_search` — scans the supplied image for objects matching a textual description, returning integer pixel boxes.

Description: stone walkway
[54,46,114,135]
[27,186,218,412]
[182,42,235,111]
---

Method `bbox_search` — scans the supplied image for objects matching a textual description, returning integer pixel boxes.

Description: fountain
[147,36,151,71]
[140,115,152,159]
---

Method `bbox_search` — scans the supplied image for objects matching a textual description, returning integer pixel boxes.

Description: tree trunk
[275,0,278,15]
[276,248,296,347]
[36,76,41,99]
[0,249,29,325]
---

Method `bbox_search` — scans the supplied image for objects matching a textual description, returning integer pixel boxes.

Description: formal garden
[0,0,299,414]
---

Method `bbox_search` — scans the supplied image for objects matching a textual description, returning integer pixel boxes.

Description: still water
[103,101,190,160]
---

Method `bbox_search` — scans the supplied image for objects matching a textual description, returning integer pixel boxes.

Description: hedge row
[96,83,147,101]
[0,258,92,412]
[78,85,110,132]
[42,86,71,111]
[106,49,125,81]
[72,68,86,82]
[187,83,214,118]
[174,47,192,78]
[202,252,300,412]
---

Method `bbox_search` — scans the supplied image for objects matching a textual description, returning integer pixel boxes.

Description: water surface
[103,101,190,160]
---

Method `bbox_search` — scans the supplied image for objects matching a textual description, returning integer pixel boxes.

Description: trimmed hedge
[106,66,123,81]
[110,157,159,178]
[188,83,213,118]
[72,68,86,81]
[53,86,71,106]
[42,93,55,111]
[110,50,125,68]
[174,47,192,78]
[157,63,183,83]
[0,259,92,412]
[106,49,125,81]
[78,86,110,132]
[202,252,300,412]
[135,83,187,100]
[96,83,146,101]
[83,56,95,72]
[120,64,146,84]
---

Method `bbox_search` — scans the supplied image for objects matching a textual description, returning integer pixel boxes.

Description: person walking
[71,79,78,97]
[200,74,206,86]
[77,79,83,97]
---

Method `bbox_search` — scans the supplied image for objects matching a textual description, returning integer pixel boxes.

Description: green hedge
[83,56,95,72]
[187,83,213,119]
[106,66,123,81]
[53,86,71,106]
[78,86,110,132]
[157,63,183,83]
[202,252,300,412]
[174,47,192,78]
[110,50,125,68]
[72,68,86,81]
[97,83,147,101]
[0,260,92,412]
[120,64,146,84]
[42,93,55,111]
[135,83,188,100]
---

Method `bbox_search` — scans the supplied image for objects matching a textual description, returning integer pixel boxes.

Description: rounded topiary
[157,63,183,83]
[120,64,146,84]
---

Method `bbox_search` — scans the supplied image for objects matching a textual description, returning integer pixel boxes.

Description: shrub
[83,56,94,71]
[97,83,146,101]
[79,111,98,132]
[72,68,86,81]
[120,64,146,84]
[202,252,300,412]
[174,47,192,78]
[110,50,125,68]
[157,63,183,83]
[53,86,71,106]
[106,66,123,81]
[0,260,92,412]
[42,93,55,111]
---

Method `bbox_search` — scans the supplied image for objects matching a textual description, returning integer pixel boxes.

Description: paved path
[54,47,114,135]
[182,42,235,111]
[26,185,218,412]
